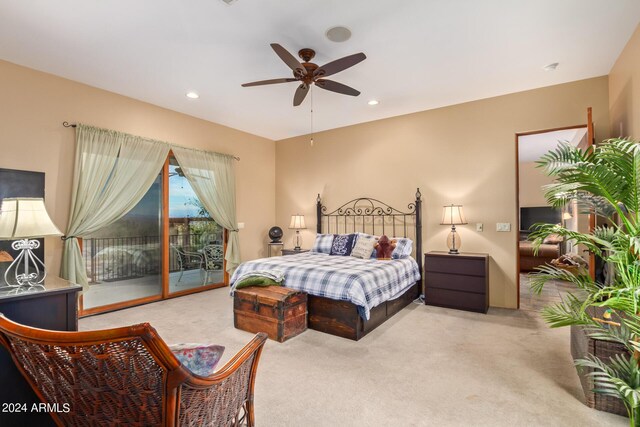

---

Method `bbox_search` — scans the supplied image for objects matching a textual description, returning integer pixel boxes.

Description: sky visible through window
[169,165,200,218]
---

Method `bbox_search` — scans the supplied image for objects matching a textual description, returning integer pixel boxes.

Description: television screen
[520,206,561,231]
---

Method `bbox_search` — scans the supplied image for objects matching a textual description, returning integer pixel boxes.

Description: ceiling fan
[168,167,207,180]
[242,43,366,106]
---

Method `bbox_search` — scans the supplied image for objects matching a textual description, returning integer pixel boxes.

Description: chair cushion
[169,343,225,377]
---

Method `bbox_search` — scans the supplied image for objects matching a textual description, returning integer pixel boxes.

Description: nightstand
[282,249,310,256]
[424,251,489,313]
[268,242,284,257]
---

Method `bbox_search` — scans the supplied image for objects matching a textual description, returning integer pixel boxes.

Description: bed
[231,189,423,340]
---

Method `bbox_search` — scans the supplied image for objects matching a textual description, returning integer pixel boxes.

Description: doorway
[515,125,591,308]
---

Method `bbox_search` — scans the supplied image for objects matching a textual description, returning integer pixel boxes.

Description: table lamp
[0,198,63,287]
[441,205,467,254]
[289,214,306,250]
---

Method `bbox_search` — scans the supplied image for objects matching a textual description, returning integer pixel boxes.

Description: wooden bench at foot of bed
[307,282,420,341]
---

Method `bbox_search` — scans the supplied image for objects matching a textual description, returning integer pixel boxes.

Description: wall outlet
[476,223,483,232]
[496,223,511,232]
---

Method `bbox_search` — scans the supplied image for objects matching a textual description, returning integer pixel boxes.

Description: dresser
[0,276,81,426]
[424,251,489,313]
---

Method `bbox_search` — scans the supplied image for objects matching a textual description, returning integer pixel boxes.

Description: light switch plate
[496,222,511,232]
[476,223,483,232]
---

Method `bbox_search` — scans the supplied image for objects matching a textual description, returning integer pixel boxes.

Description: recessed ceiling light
[186,92,200,99]
[368,100,379,106]
[326,26,352,43]
[543,62,559,71]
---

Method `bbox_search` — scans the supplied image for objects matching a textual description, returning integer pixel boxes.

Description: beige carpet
[80,286,627,426]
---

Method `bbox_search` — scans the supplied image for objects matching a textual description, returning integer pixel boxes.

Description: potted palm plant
[529,137,640,425]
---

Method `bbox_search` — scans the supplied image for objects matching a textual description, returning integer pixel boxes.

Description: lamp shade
[0,198,63,239]
[289,215,306,230]
[440,205,467,225]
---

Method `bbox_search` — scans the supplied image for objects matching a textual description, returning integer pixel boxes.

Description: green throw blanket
[235,275,283,289]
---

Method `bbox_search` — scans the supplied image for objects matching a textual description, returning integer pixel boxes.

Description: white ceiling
[519,128,587,162]
[0,0,638,140]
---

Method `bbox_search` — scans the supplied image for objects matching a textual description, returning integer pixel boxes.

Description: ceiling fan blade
[315,79,361,96]
[293,84,309,106]
[271,43,307,76]
[314,52,366,78]
[242,78,297,87]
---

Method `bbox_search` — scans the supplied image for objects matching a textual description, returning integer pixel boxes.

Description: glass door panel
[168,156,223,293]
[82,173,162,310]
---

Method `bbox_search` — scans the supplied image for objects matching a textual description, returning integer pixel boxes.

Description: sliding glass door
[168,156,224,293]
[80,153,225,315]
[82,173,163,312]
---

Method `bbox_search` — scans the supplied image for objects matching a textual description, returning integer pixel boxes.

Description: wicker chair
[0,314,267,426]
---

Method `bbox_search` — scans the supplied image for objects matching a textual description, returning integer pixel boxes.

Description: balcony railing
[82,234,221,283]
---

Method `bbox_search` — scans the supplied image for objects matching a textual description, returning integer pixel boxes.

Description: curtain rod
[62,121,240,161]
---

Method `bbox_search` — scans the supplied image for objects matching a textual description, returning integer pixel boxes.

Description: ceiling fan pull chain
[310,86,314,147]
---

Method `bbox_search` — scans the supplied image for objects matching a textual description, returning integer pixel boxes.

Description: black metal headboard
[316,188,423,274]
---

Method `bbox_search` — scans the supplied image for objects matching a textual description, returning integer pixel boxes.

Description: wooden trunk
[234,286,307,342]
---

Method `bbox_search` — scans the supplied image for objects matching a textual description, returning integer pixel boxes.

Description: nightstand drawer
[425,256,486,277]
[425,288,488,313]
[427,272,486,294]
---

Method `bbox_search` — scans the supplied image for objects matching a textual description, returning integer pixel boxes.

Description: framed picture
[0,168,46,273]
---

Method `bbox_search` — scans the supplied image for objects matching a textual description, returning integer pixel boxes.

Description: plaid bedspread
[230,252,421,320]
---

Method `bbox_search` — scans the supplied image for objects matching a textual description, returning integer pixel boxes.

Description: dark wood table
[0,276,81,426]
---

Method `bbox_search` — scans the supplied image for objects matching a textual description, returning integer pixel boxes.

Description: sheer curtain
[172,147,240,274]
[60,124,170,287]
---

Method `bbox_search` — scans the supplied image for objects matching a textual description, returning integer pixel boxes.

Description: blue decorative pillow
[311,233,334,254]
[169,343,225,377]
[330,233,357,256]
[392,237,413,259]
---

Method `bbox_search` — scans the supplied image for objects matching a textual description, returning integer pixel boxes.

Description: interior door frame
[514,123,588,309]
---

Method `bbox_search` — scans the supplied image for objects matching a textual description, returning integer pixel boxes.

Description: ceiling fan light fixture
[368,100,379,106]
[186,92,200,99]
[543,62,559,71]
[326,26,352,43]
[242,44,366,106]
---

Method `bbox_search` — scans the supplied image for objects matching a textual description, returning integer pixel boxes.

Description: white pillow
[351,233,377,259]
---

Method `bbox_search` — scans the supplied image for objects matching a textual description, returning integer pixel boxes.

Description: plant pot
[570,308,629,417]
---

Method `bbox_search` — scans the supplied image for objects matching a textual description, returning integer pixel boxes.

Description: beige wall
[610,23,640,138]
[518,161,554,208]
[275,76,609,309]
[0,60,276,277]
